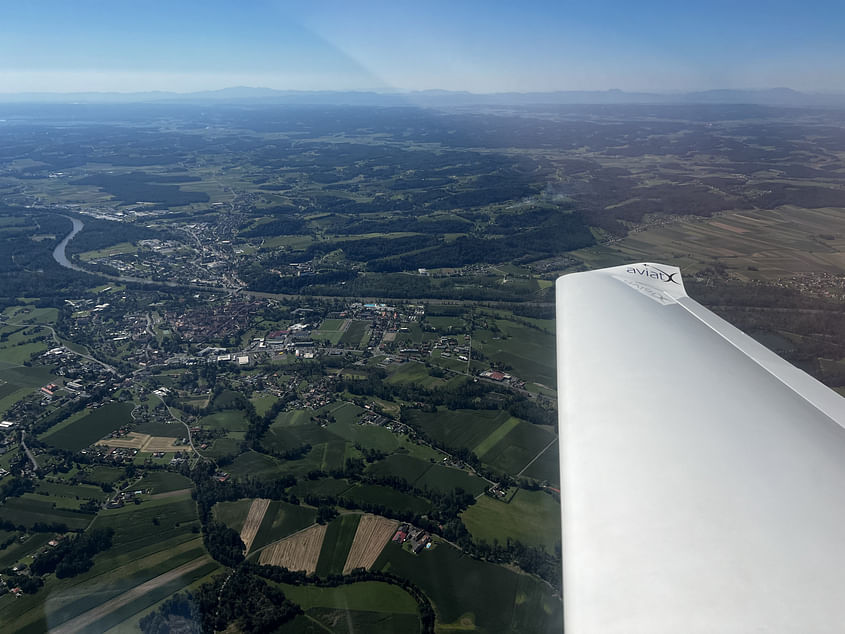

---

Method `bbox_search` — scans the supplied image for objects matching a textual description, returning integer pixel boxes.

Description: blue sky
[1,0,842,93]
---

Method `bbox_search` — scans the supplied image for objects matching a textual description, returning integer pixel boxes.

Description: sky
[1,0,843,94]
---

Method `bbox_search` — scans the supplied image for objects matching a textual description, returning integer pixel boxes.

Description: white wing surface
[556,263,845,633]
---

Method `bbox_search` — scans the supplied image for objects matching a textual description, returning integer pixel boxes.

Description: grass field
[315,513,361,577]
[250,394,277,416]
[42,402,135,451]
[480,422,556,475]
[251,500,317,551]
[276,580,418,613]
[461,489,561,553]
[340,484,430,515]
[386,362,446,389]
[228,451,285,480]
[474,319,556,386]
[0,496,93,530]
[135,472,192,494]
[197,410,250,432]
[375,540,562,633]
[406,408,512,455]
[288,477,353,498]
[213,498,253,533]
[0,495,205,633]
[328,421,399,452]
[339,320,369,347]
[134,421,184,437]
[365,453,487,495]
[520,442,560,485]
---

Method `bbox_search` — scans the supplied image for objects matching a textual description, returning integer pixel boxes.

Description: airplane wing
[556,263,845,633]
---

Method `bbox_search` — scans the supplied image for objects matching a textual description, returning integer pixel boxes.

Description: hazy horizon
[2,1,844,94]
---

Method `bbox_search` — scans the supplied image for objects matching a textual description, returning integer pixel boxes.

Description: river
[52,215,85,271]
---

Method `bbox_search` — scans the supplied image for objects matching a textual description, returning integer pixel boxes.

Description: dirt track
[50,557,210,634]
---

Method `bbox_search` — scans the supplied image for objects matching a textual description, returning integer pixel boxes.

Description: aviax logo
[625,265,680,285]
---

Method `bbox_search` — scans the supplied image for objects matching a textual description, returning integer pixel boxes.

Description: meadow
[461,489,561,553]
[315,513,361,576]
[41,402,134,451]
[375,540,562,633]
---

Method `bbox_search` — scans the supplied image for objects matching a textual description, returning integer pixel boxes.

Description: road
[151,392,214,465]
[20,431,39,471]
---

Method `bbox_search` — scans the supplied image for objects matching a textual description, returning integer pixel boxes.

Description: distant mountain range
[1,86,844,107]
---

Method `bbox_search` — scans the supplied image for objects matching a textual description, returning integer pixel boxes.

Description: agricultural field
[520,442,560,485]
[406,408,514,455]
[479,422,557,476]
[250,500,317,552]
[340,484,430,515]
[41,402,135,452]
[197,410,250,432]
[258,523,327,573]
[461,489,561,553]
[328,421,400,452]
[0,494,210,633]
[339,320,370,347]
[473,319,556,387]
[0,496,92,530]
[239,498,271,553]
[277,580,418,613]
[213,499,253,533]
[315,513,361,576]
[343,514,399,572]
[365,454,487,496]
[375,540,562,634]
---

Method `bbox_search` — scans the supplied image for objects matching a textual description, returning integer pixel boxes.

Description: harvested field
[259,524,326,573]
[96,432,150,449]
[343,514,398,573]
[141,436,184,452]
[240,498,270,554]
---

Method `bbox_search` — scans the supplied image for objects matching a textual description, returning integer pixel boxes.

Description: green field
[0,496,93,530]
[375,541,562,634]
[414,464,487,496]
[137,471,193,494]
[521,442,560,485]
[279,609,420,634]
[228,451,286,480]
[213,498,253,533]
[328,421,399,452]
[340,485,430,515]
[386,362,446,389]
[42,402,134,451]
[339,320,369,347]
[82,465,125,485]
[315,513,361,576]
[407,408,512,455]
[277,580,419,613]
[251,500,317,552]
[480,423,556,475]
[288,477,353,498]
[250,393,278,416]
[365,449,485,496]
[461,489,561,553]
[197,410,250,431]
[474,319,556,386]
[134,421,184,437]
